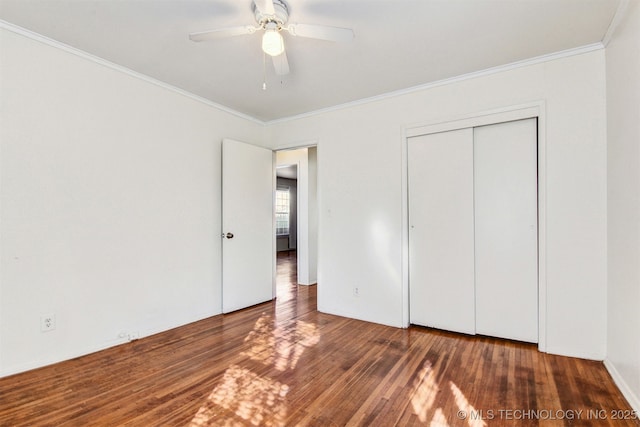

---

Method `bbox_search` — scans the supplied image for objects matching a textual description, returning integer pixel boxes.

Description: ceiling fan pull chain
[262,51,267,91]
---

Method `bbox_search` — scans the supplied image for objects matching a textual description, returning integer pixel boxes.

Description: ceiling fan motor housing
[253,0,289,28]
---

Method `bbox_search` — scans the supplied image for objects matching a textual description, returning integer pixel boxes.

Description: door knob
[224,232,234,239]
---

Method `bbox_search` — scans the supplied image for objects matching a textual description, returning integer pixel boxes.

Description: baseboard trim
[604,358,640,412]
[0,309,219,378]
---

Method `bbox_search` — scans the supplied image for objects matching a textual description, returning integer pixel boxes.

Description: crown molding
[602,0,629,47]
[0,20,264,126]
[2,19,606,127]
[266,42,604,125]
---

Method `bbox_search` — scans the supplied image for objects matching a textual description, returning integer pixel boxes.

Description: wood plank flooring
[0,250,637,426]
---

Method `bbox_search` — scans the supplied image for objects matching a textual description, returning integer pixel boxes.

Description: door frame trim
[401,100,547,352]
[274,140,320,288]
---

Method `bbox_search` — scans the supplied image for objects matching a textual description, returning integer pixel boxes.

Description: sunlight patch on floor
[189,312,320,426]
[430,408,450,427]
[410,360,486,426]
[188,365,289,427]
[450,381,487,427]
[411,361,438,421]
[241,313,320,372]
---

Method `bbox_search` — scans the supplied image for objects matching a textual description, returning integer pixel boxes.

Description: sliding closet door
[408,129,475,335]
[473,119,538,343]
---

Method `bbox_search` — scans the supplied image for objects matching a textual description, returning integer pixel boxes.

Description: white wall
[0,20,615,376]
[605,0,640,411]
[0,28,264,376]
[270,50,608,360]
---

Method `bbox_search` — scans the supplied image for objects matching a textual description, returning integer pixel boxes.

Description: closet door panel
[408,129,475,334]
[474,119,538,343]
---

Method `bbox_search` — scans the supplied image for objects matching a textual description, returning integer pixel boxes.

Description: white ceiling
[0,0,620,122]
[277,165,298,180]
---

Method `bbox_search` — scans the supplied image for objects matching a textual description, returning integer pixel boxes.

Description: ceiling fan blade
[285,23,354,42]
[254,0,275,16]
[189,26,258,42]
[272,49,290,76]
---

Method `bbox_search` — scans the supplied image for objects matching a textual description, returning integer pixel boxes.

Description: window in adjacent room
[276,188,290,235]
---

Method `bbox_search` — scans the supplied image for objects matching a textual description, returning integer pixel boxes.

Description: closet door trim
[406,104,541,138]
[401,101,547,352]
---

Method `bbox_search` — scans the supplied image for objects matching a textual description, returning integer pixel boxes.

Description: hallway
[277,249,298,297]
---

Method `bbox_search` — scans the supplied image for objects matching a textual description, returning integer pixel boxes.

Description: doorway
[275,147,318,295]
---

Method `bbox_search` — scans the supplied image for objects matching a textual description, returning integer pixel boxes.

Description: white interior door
[474,119,538,342]
[222,139,274,313]
[408,128,476,335]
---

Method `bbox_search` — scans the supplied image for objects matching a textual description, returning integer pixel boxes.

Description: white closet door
[409,128,475,335]
[474,119,538,343]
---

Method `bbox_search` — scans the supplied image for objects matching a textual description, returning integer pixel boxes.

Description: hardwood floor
[1,251,637,426]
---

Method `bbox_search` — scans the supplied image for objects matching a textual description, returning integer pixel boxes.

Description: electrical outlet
[41,314,56,332]
[354,287,359,297]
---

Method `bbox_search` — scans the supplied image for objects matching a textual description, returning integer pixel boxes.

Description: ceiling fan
[189,0,354,76]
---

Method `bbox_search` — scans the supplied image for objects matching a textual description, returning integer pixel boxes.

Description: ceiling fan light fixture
[262,29,284,56]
